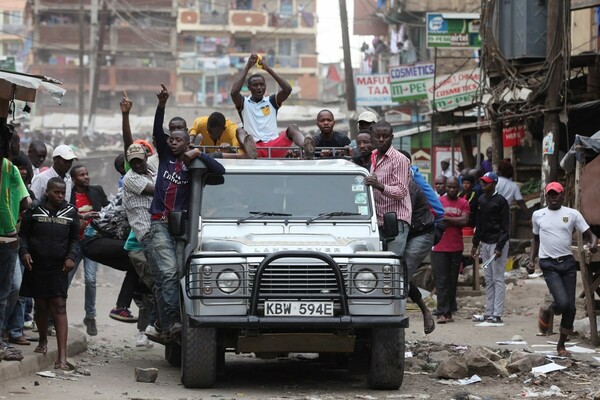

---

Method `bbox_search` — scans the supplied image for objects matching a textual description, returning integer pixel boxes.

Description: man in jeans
[143,84,225,338]
[531,182,597,356]
[365,121,412,257]
[471,172,509,324]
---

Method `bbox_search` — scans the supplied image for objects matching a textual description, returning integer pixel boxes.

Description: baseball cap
[357,111,378,124]
[480,171,498,183]
[545,182,564,194]
[126,143,147,162]
[52,144,78,160]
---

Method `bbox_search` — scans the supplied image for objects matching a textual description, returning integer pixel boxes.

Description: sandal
[34,344,48,355]
[53,361,74,371]
[538,307,553,334]
[423,314,436,334]
[3,348,24,361]
[557,349,572,357]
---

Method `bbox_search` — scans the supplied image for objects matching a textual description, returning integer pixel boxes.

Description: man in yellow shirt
[189,112,257,158]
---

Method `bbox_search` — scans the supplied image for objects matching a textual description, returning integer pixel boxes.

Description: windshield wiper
[306,211,361,224]
[237,211,292,224]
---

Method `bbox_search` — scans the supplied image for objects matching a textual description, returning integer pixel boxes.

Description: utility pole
[541,0,566,194]
[87,0,108,137]
[339,0,357,139]
[78,0,85,138]
[86,0,98,137]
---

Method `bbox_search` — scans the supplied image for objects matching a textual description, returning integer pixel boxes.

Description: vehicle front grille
[249,264,349,297]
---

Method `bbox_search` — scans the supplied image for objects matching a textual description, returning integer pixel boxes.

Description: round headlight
[354,270,377,293]
[217,270,240,293]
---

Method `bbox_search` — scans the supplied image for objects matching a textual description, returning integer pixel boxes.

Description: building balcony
[177,8,316,35]
[28,64,175,92]
[32,24,175,53]
[228,52,317,75]
[35,0,175,11]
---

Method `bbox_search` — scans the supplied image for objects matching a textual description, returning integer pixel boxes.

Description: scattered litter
[532,362,567,376]
[544,354,568,360]
[564,345,596,354]
[593,356,600,364]
[475,322,505,327]
[530,344,555,348]
[497,340,527,345]
[453,345,468,351]
[405,351,413,358]
[527,272,544,279]
[439,375,481,386]
[386,394,431,399]
[520,385,566,398]
[404,371,429,375]
[35,371,78,381]
[356,395,377,400]
[546,341,578,346]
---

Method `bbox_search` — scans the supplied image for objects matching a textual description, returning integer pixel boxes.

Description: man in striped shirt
[365,121,412,256]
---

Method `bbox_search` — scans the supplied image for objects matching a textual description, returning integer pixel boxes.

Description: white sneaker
[136,332,153,349]
[144,325,158,336]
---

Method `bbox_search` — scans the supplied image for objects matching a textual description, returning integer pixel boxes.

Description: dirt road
[3,267,600,399]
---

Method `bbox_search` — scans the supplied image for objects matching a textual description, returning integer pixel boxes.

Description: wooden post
[575,146,598,345]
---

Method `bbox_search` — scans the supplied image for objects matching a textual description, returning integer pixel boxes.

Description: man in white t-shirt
[230,53,314,158]
[496,159,530,217]
[530,181,597,357]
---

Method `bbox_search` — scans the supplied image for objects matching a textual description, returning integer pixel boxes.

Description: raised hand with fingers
[120,90,132,113]
[157,83,169,107]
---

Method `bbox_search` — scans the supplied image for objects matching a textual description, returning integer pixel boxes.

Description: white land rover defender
[168,157,409,390]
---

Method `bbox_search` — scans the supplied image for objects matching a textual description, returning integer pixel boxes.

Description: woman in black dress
[20,177,80,370]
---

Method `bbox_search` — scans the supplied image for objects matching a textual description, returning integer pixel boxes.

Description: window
[279,0,293,15]
[234,37,251,52]
[236,0,252,10]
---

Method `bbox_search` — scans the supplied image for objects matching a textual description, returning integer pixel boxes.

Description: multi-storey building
[176,0,319,107]
[0,0,27,71]
[27,0,178,116]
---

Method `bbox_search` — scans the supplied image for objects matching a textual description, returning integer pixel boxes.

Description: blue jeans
[540,255,577,334]
[69,256,98,318]
[0,244,18,338]
[5,258,25,339]
[380,220,410,256]
[142,221,184,329]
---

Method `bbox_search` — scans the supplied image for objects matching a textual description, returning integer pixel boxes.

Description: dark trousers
[540,255,577,334]
[431,251,462,316]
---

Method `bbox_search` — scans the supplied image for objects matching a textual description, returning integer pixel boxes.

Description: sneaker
[144,325,159,337]
[303,136,315,160]
[83,317,98,336]
[169,322,182,336]
[242,135,258,159]
[109,308,138,323]
[486,316,503,324]
[135,332,154,349]
[23,320,35,330]
[47,326,56,336]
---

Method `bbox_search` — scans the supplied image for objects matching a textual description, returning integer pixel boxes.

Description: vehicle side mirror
[382,212,399,238]
[168,211,186,237]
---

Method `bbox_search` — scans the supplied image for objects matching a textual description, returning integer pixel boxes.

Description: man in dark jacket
[471,172,510,324]
[69,164,109,336]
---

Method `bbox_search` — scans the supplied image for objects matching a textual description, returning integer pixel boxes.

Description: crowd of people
[0,53,597,372]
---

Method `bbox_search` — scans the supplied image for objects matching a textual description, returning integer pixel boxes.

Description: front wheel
[367,328,405,390]
[181,314,217,388]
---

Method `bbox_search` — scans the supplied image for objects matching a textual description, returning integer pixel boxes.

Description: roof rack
[195,145,354,160]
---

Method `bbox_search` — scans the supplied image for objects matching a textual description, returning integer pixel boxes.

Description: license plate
[264,301,334,317]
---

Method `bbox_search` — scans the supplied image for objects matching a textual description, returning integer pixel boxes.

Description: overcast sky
[316,0,369,66]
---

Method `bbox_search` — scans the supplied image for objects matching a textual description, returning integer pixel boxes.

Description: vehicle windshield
[201,173,372,220]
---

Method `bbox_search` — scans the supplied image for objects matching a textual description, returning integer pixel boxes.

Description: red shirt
[75,191,93,239]
[433,195,470,252]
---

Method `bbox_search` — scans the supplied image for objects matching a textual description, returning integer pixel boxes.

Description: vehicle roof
[214,158,370,174]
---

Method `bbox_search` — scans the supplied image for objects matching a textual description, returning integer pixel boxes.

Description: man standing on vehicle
[531,182,597,357]
[365,121,412,256]
[230,53,314,158]
[143,84,225,339]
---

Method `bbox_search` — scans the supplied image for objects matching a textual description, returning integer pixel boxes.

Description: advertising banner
[355,74,394,106]
[502,125,525,147]
[425,68,484,111]
[389,63,435,103]
[426,13,481,49]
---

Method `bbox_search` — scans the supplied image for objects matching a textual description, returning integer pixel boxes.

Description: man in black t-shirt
[312,109,350,157]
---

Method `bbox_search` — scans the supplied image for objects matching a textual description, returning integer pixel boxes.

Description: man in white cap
[30,144,78,201]
[357,111,378,131]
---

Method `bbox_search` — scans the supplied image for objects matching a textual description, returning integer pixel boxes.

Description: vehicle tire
[367,328,405,390]
[164,343,182,367]
[181,315,217,388]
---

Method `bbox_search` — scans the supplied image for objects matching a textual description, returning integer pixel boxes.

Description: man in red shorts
[230,53,314,158]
